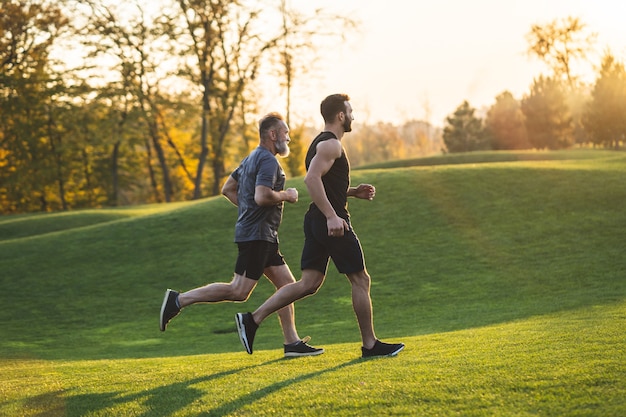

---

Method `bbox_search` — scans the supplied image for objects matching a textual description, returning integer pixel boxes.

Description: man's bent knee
[230,275,257,301]
[300,271,325,295]
[347,270,371,288]
[231,288,251,302]
[264,265,297,288]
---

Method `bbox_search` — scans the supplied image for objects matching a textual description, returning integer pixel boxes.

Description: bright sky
[277,0,626,127]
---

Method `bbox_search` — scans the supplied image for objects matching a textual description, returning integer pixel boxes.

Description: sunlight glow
[269,0,626,126]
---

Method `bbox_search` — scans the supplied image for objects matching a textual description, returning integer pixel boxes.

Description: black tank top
[305,131,350,220]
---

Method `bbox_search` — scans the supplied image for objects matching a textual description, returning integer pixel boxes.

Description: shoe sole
[284,349,325,358]
[235,313,252,354]
[362,343,405,358]
[388,344,405,356]
[159,289,173,332]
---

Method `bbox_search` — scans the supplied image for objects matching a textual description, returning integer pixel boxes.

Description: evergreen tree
[584,52,626,149]
[443,101,488,153]
[521,76,573,150]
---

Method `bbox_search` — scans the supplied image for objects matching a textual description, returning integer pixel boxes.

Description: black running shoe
[284,336,325,358]
[361,340,405,358]
[235,312,258,354]
[159,289,180,331]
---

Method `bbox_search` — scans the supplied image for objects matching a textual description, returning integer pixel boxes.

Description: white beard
[276,139,290,157]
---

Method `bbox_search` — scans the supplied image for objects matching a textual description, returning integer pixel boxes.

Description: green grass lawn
[1,149,625,416]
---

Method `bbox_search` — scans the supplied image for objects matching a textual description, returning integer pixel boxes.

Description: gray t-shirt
[231,146,285,243]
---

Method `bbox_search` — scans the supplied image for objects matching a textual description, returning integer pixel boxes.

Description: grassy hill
[1,149,625,416]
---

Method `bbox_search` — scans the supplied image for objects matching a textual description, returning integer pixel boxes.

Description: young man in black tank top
[236,94,404,358]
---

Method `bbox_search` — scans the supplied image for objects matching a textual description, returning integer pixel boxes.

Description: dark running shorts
[235,241,285,280]
[300,211,365,275]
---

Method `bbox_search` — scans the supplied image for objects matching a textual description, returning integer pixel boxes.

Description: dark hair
[320,93,350,123]
[258,112,284,139]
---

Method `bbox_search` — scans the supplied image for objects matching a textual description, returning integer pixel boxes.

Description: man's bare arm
[254,185,298,206]
[304,139,349,236]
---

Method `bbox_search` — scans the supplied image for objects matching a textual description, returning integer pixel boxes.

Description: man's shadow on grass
[61,360,276,417]
[60,357,365,417]
[199,357,365,416]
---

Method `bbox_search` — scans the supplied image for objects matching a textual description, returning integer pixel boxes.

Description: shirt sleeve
[231,165,241,182]
[255,154,277,189]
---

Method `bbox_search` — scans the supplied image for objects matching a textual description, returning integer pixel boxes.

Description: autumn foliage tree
[526,16,596,88]
[485,91,530,150]
[0,0,71,212]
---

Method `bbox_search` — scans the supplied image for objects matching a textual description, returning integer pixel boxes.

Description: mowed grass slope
[1,150,625,416]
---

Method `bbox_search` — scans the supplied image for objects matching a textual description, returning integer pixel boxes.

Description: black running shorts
[235,241,285,280]
[300,211,365,275]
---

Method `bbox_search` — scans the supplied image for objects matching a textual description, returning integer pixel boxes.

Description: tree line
[443,17,626,153]
[1,5,622,215]
[1,0,360,213]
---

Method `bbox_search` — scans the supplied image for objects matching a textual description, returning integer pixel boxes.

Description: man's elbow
[221,181,231,196]
[303,173,318,192]
[303,173,313,188]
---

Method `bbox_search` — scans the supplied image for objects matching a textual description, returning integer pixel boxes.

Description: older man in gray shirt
[160,112,323,357]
